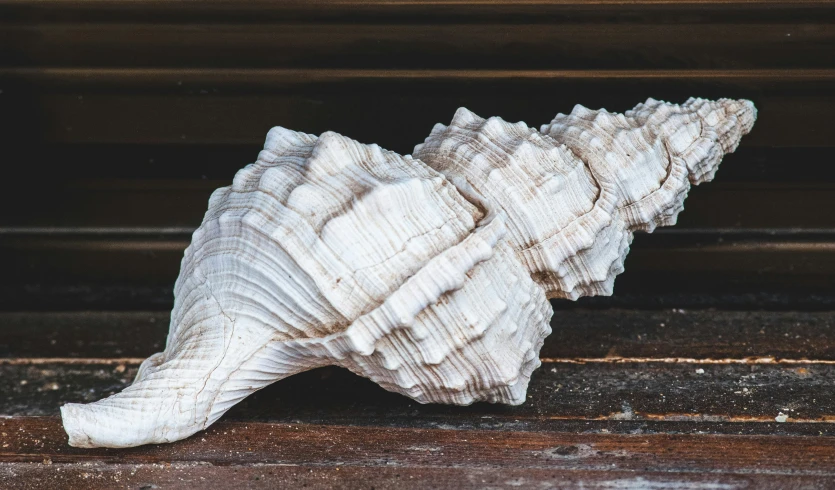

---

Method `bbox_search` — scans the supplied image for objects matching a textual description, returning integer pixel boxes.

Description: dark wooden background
[1,1,835,488]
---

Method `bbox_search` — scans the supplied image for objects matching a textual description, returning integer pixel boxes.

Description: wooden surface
[4,311,835,489]
[2,0,835,488]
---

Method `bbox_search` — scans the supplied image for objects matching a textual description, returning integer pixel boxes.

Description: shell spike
[450,106,481,126]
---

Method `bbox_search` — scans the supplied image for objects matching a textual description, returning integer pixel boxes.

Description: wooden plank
[0,69,831,149]
[546,309,835,359]
[0,284,176,312]
[1,0,833,23]
[675,185,835,229]
[1,229,833,299]
[2,417,835,474]
[1,145,832,182]
[5,180,835,229]
[0,312,168,358]
[574,291,835,310]
[2,310,835,360]
[3,23,834,70]
[3,361,835,429]
[1,266,832,311]
[1,462,832,490]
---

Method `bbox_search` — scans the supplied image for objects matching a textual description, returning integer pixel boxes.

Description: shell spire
[536,97,756,297]
[541,97,757,232]
[415,97,756,299]
[61,97,755,448]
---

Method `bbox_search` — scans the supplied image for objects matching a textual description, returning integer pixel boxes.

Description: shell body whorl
[61,97,756,448]
[62,126,552,448]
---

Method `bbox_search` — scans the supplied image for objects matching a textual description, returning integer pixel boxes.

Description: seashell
[61,128,552,448]
[61,97,755,448]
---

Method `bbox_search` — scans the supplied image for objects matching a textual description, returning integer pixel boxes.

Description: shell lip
[61,403,101,449]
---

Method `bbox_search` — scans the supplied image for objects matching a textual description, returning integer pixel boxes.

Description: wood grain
[3,360,834,428]
[3,417,835,473]
[3,463,832,490]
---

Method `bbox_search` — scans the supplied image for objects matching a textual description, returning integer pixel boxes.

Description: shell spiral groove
[61,97,756,448]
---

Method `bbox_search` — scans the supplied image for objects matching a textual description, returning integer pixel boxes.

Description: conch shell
[61,98,756,448]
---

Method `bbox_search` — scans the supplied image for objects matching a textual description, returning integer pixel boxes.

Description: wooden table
[1,1,834,488]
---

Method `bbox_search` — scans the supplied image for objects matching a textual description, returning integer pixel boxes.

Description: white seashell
[61,128,552,448]
[61,97,755,448]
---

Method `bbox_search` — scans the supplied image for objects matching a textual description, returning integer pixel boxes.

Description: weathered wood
[3,417,835,475]
[2,310,835,360]
[1,462,832,490]
[546,309,835,359]
[2,361,834,430]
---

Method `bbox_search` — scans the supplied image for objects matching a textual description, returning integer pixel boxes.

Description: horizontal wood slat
[2,23,834,70]
[1,0,834,22]
[2,181,832,229]
[3,417,835,472]
[3,360,834,427]
[1,146,832,182]
[4,463,832,490]
[0,69,830,149]
[3,310,835,360]
[8,286,832,311]
[2,230,833,300]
